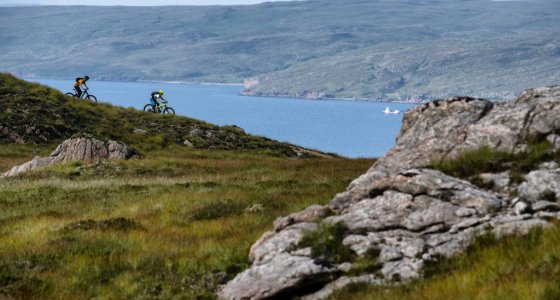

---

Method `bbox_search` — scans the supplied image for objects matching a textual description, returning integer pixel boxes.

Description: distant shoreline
[19,74,422,104]
[19,75,244,87]
[140,79,243,87]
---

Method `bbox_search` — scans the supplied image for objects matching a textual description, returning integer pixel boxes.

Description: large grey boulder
[220,86,560,300]
[1,137,138,177]
[334,86,560,211]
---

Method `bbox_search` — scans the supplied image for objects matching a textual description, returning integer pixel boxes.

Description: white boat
[383,106,400,114]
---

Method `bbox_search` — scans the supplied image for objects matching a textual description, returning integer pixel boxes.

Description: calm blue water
[29,78,414,158]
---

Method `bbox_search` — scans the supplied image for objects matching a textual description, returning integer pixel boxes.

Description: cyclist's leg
[75,86,82,97]
[150,99,160,111]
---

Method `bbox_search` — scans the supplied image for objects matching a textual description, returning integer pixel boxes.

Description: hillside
[0,73,327,157]
[0,74,371,299]
[1,0,559,101]
[3,76,560,299]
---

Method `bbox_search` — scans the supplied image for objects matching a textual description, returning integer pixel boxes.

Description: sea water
[29,78,415,158]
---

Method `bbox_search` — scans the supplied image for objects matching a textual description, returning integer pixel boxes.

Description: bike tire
[163,107,175,115]
[86,95,97,102]
[143,104,155,113]
[65,92,76,97]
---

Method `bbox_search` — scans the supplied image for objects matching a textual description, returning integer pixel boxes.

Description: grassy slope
[0,73,316,157]
[0,76,375,298]
[0,145,374,299]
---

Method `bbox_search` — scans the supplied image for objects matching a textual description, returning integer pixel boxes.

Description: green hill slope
[0,73,323,156]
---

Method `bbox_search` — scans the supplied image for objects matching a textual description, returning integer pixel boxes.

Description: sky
[0,0,292,5]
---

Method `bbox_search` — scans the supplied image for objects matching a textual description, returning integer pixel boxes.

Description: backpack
[76,77,83,82]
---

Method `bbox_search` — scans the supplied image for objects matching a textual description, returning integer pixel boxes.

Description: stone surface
[518,169,560,202]
[1,137,138,177]
[217,253,337,300]
[273,205,330,232]
[479,172,511,190]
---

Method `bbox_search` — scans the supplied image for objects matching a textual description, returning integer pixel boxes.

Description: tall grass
[0,144,374,299]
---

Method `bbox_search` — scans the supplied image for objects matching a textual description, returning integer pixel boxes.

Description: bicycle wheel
[143,104,155,113]
[163,107,175,115]
[86,95,97,102]
[65,92,75,97]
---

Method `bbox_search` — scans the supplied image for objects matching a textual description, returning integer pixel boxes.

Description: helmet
[84,75,90,80]
[159,90,164,95]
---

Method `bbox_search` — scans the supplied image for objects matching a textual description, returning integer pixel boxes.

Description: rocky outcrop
[0,125,25,144]
[220,86,560,299]
[1,137,138,177]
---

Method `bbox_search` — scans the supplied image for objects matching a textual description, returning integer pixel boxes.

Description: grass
[0,143,374,299]
[428,139,559,185]
[297,222,354,266]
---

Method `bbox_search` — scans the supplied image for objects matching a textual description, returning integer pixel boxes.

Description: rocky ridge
[219,86,560,299]
[1,137,138,178]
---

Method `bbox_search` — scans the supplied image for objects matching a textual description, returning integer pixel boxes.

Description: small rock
[183,139,195,147]
[133,128,148,135]
[244,203,264,214]
[513,201,530,215]
[493,219,550,238]
[532,201,560,212]
[546,134,560,151]
[379,246,403,263]
[273,205,330,232]
[455,207,477,218]
[479,172,511,190]
[337,263,353,273]
[534,211,560,220]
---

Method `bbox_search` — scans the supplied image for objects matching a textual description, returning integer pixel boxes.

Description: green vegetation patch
[428,138,559,185]
[298,222,355,266]
[62,217,146,232]
[188,199,248,221]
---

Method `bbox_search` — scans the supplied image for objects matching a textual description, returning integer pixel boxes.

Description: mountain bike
[143,100,175,115]
[65,88,97,102]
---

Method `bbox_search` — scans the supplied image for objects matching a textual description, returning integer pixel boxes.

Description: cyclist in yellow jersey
[73,75,90,98]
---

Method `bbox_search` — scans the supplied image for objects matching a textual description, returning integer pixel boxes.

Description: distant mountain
[242,34,560,101]
[1,0,559,101]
